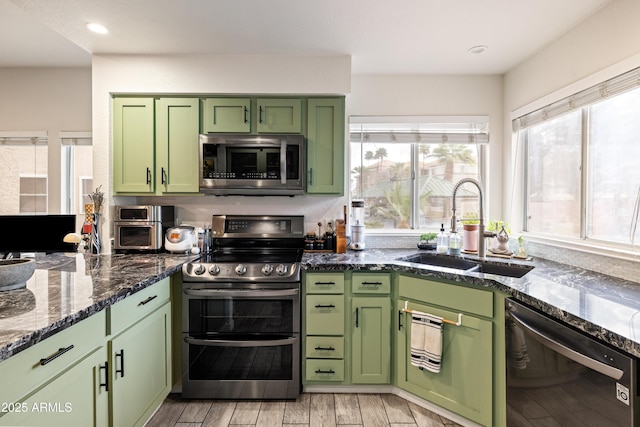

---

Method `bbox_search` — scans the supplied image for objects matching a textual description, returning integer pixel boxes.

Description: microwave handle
[280,140,287,184]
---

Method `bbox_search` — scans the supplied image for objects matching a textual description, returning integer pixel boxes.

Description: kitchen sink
[399,254,479,271]
[466,262,534,278]
[398,253,534,278]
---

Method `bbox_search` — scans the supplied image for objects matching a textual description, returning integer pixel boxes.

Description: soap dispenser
[448,231,462,256]
[436,223,448,254]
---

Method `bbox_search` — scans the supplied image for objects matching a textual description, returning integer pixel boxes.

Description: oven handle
[184,336,298,348]
[509,311,624,380]
[183,288,299,298]
[280,140,287,184]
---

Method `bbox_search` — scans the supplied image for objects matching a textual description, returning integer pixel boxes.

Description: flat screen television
[0,215,78,254]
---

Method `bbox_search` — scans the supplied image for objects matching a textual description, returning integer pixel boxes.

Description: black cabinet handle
[243,106,249,123]
[115,349,125,378]
[161,168,167,185]
[315,304,335,309]
[309,168,313,186]
[39,345,74,366]
[314,346,336,351]
[146,167,151,185]
[361,281,382,286]
[99,361,109,391]
[315,369,335,374]
[398,310,403,331]
[314,281,336,285]
[259,106,264,123]
[355,307,359,328]
[138,295,157,306]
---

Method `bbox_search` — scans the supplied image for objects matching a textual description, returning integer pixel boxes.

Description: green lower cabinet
[351,297,391,384]
[396,299,493,426]
[109,302,171,427]
[0,347,108,427]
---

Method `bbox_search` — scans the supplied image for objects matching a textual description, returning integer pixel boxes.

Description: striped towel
[410,310,443,373]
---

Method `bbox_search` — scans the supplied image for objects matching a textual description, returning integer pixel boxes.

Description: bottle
[448,231,462,256]
[436,224,448,254]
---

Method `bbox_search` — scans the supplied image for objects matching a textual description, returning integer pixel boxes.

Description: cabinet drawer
[306,295,344,335]
[305,273,344,294]
[109,278,170,335]
[0,310,106,406]
[306,359,344,382]
[398,275,493,318]
[352,273,390,294]
[306,337,344,359]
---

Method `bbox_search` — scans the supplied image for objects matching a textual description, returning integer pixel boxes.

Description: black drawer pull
[315,304,336,309]
[115,349,125,378]
[40,345,74,366]
[138,295,157,306]
[314,346,336,351]
[243,106,249,123]
[361,281,382,286]
[314,281,336,285]
[398,310,404,330]
[99,361,109,391]
[355,307,359,328]
[315,369,335,374]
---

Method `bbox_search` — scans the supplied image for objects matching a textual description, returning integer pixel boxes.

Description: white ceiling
[2,0,612,74]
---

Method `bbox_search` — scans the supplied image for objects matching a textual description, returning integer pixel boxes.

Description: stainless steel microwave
[113,205,175,252]
[199,134,305,196]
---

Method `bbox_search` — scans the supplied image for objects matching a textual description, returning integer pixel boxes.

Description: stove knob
[261,264,274,276]
[208,265,221,276]
[275,264,288,276]
[193,264,206,275]
[235,264,247,276]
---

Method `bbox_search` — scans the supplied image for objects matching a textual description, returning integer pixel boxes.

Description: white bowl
[0,259,36,291]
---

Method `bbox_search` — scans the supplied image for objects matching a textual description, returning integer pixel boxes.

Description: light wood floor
[146,393,462,427]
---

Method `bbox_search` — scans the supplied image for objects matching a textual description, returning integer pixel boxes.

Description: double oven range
[181,215,304,399]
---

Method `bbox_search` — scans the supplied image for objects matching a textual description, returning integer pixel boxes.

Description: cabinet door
[396,300,493,426]
[113,97,155,193]
[256,98,302,133]
[0,347,108,427]
[306,98,344,194]
[155,98,200,193]
[202,97,251,133]
[109,303,171,427]
[351,297,390,384]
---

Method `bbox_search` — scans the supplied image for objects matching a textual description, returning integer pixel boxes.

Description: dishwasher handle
[509,310,624,380]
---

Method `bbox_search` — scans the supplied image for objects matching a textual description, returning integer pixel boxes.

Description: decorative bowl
[0,259,36,291]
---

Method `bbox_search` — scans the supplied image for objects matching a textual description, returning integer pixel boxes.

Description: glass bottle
[436,223,448,254]
[448,231,462,256]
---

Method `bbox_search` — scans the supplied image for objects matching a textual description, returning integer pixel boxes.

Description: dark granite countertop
[0,252,198,362]
[1,249,640,364]
[302,249,640,358]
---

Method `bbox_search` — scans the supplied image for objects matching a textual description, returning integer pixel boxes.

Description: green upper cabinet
[113,98,155,193]
[256,98,302,133]
[202,98,251,133]
[306,98,345,194]
[113,97,200,195]
[155,98,200,193]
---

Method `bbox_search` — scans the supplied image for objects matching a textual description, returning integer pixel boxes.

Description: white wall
[0,68,92,214]
[503,0,640,230]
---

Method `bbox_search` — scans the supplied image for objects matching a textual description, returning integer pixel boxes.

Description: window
[0,132,48,215]
[516,67,640,247]
[60,132,92,232]
[350,117,488,231]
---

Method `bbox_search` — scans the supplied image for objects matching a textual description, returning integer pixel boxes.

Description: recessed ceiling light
[468,45,488,54]
[86,22,109,34]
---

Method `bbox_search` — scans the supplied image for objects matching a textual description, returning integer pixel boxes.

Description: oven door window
[118,226,152,247]
[186,297,296,381]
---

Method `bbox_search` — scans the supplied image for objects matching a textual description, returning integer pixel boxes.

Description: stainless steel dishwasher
[506,299,638,426]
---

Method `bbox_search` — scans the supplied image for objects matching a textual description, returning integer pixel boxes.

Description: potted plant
[461,212,479,252]
[418,232,438,250]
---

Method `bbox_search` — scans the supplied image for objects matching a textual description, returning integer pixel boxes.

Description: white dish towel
[410,310,443,373]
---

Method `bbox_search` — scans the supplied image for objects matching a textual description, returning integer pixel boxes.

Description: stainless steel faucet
[451,178,494,259]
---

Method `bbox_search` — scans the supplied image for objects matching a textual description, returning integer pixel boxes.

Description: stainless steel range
[181,215,304,400]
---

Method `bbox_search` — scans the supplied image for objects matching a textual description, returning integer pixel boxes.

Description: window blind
[512,66,640,132]
[350,116,489,144]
